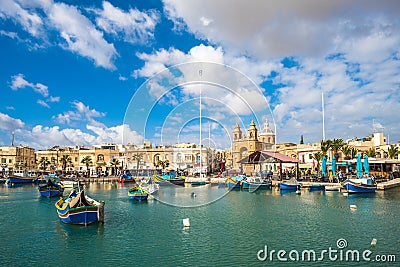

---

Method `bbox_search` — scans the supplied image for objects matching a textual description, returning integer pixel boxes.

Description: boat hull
[57,206,100,225]
[154,176,185,186]
[343,180,376,194]
[55,192,104,225]
[128,194,148,201]
[242,181,271,190]
[7,175,36,184]
[227,182,241,189]
[309,185,325,191]
[191,181,206,186]
[39,188,63,197]
[280,183,300,190]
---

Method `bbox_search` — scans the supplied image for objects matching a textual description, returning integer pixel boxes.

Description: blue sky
[1,0,400,149]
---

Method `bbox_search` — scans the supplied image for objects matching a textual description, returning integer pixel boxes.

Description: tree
[365,147,376,158]
[311,152,323,173]
[331,138,344,161]
[387,145,399,159]
[350,147,358,159]
[60,155,72,172]
[109,158,120,176]
[320,140,332,157]
[341,145,352,160]
[38,157,50,171]
[132,153,143,173]
[157,160,169,171]
[81,156,93,176]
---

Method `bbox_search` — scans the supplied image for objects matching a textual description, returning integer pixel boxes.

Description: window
[196,155,201,163]
[75,157,78,162]
[9,159,12,163]
[97,154,104,161]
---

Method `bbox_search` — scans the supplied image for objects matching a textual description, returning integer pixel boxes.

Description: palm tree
[59,155,72,172]
[341,145,352,160]
[132,153,143,174]
[387,145,399,159]
[331,138,344,161]
[311,152,323,173]
[81,156,93,177]
[365,147,376,158]
[109,158,120,176]
[38,157,50,172]
[157,160,169,171]
[350,147,358,159]
[320,140,332,157]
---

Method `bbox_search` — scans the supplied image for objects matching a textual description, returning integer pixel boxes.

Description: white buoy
[183,218,190,227]
[343,192,348,196]
[350,204,357,210]
[295,190,301,194]
[371,238,377,247]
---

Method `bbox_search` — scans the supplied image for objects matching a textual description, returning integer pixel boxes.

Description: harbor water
[0,183,399,266]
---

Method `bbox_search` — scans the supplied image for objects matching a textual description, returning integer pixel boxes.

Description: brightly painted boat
[308,184,325,191]
[55,190,105,225]
[226,175,245,189]
[118,171,136,183]
[128,186,149,201]
[59,180,78,188]
[242,177,272,191]
[342,178,376,194]
[38,179,64,197]
[279,178,300,190]
[154,171,185,186]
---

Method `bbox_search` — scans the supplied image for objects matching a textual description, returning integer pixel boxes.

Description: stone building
[0,145,36,172]
[231,119,275,170]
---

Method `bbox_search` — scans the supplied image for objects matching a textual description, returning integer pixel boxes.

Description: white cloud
[0,112,25,130]
[94,1,159,44]
[48,2,117,69]
[0,0,118,69]
[37,99,50,108]
[163,0,400,58]
[54,101,106,125]
[0,0,43,37]
[13,123,143,150]
[10,73,49,97]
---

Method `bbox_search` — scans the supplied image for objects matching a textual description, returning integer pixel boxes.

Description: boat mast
[322,91,325,141]
[199,69,202,178]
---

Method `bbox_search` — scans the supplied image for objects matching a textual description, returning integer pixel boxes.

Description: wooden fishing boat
[279,178,300,190]
[226,175,245,189]
[55,190,105,225]
[241,177,272,191]
[308,184,325,191]
[342,178,376,194]
[38,179,64,197]
[6,175,36,184]
[154,171,185,186]
[128,186,149,201]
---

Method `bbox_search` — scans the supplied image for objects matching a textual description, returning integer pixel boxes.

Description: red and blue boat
[55,190,105,225]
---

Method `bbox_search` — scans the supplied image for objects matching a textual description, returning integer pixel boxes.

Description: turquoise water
[0,183,399,266]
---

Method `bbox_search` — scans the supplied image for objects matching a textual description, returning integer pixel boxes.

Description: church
[231,119,275,170]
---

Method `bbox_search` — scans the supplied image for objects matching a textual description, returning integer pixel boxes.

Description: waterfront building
[0,145,36,173]
[124,142,214,175]
[231,119,276,171]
